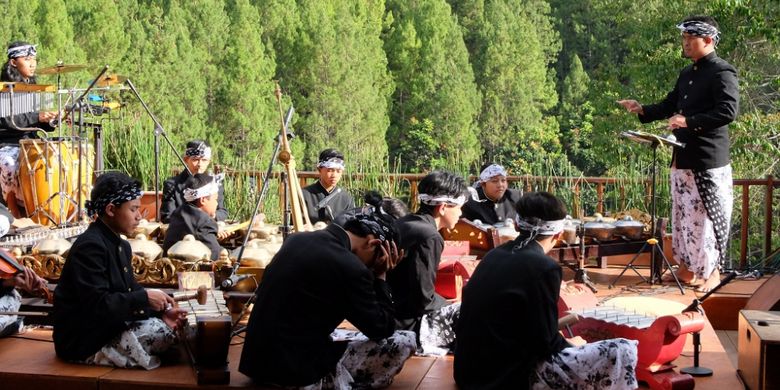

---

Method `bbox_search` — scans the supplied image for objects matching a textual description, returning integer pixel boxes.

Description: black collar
[94,218,123,246]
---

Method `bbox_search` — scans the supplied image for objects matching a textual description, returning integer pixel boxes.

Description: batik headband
[7,44,36,59]
[317,157,345,170]
[185,144,211,159]
[354,213,395,243]
[183,174,223,202]
[677,20,720,45]
[418,193,466,207]
[512,216,566,251]
[479,164,508,183]
[85,182,142,217]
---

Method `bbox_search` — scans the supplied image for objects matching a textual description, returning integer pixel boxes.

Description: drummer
[0,41,59,217]
[461,163,522,226]
[159,140,228,223]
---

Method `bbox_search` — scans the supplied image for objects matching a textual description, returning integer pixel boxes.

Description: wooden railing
[219,168,777,269]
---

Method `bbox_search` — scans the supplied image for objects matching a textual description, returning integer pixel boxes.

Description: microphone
[220,273,253,289]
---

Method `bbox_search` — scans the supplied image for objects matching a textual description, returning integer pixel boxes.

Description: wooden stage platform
[0,265,768,389]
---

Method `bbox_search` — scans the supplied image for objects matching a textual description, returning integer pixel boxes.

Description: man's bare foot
[696,268,721,293]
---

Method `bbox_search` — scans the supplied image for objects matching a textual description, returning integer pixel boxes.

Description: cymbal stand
[124,79,192,222]
[610,139,684,294]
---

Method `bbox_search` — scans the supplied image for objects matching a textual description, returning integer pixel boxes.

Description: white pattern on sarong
[419,302,460,356]
[84,317,176,370]
[0,289,22,335]
[298,329,416,389]
[671,165,733,279]
[532,338,639,390]
[0,145,22,206]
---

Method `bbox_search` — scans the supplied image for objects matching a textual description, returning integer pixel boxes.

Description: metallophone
[173,283,232,385]
[565,296,705,390]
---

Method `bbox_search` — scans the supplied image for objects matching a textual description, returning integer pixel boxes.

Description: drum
[18,138,94,225]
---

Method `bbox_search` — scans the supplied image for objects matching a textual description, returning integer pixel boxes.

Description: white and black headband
[8,44,36,59]
[185,143,212,159]
[183,174,223,202]
[418,193,466,207]
[317,157,345,170]
[677,20,720,45]
[85,182,142,217]
[512,216,566,250]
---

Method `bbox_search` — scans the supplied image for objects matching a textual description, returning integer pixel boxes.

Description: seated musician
[454,192,639,389]
[159,140,228,223]
[162,173,226,261]
[461,163,522,225]
[238,207,416,389]
[53,172,187,369]
[301,148,355,224]
[386,170,467,355]
[333,190,409,226]
[0,264,47,337]
[0,41,58,217]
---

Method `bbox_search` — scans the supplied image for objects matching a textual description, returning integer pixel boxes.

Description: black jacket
[387,213,446,330]
[162,203,222,261]
[53,219,152,361]
[639,52,739,170]
[454,239,570,390]
[301,181,355,224]
[461,187,522,225]
[159,170,228,223]
[238,224,396,386]
[0,112,55,144]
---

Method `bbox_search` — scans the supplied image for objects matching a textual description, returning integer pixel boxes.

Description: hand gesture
[38,111,59,124]
[667,114,687,130]
[161,305,188,331]
[371,240,404,279]
[217,229,233,240]
[146,288,175,312]
[13,267,47,295]
[616,99,644,115]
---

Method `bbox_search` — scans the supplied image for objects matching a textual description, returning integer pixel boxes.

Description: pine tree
[0,0,42,48]
[36,0,85,67]
[66,0,129,69]
[559,54,596,173]
[384,0,481,172]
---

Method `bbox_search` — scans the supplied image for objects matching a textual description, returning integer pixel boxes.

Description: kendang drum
[18,138,94,225]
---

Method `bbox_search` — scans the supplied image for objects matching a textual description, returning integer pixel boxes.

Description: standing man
[461,163,522,225]
[301,148,355,224]
[618,15,738,292]
[159,140,228,223]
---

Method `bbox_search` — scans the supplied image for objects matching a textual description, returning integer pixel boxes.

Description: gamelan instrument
[440,219,501,259]
[173,285,208,305]
[18,137,94,226]
[35,63,88,75]
[568,297,705,390]
[0,83,55,118]
[173,286,231,385]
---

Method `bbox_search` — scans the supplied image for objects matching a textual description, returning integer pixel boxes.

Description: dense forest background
[1,0,778,184]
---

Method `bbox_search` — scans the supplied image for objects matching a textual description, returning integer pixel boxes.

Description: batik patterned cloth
[84,317,176,370]
[0,145,21,205]
[0,289,22,334]
[419,302,460,356]
[297,329,416,390]
[532,338,639,390]
[671,165,733,279]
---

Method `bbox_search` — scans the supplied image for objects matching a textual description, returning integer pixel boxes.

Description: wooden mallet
[173,285,209,305]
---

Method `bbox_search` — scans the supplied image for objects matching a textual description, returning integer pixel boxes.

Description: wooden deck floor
[0,264,767,389]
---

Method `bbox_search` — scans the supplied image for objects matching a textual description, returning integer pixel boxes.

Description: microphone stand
[680,270,738,376]
[124,79,192,222]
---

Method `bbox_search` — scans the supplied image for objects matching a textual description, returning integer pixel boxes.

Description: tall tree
[36,0,84,67]
[0,0,41,49]
[383,0,481,172]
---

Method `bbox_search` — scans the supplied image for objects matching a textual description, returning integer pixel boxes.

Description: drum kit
[1,62,129,226]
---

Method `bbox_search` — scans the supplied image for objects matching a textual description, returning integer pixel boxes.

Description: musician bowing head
[454,192,639,389]
[53,172,186,370]
[162,173,225,261]
[239,208,416,389]
[301,148,356,224]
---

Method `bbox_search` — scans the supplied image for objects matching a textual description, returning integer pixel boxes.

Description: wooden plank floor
[0,264,767,389]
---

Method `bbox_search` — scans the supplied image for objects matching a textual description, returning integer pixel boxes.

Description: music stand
[610,131,685,294]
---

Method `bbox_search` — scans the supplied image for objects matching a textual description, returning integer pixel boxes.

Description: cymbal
[95,74,128,87]
[37,63,89,75]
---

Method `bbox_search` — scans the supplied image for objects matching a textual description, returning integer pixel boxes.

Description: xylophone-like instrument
[173,287,232,385]
[568,297,705,390]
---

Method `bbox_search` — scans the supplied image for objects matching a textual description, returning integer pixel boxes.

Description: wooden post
[740,184,749,269]
[764,175,774,265]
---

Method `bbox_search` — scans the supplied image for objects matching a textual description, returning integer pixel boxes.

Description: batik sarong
[671,165,733,279]
[84,317,176,370]
[297,329,416,389]
[532,338,639,390]
[418,302,460,356]
[0,289,22,336]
